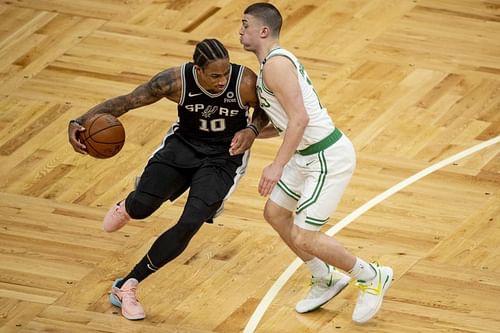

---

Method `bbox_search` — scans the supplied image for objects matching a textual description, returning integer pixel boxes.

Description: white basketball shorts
[270,134,356,231]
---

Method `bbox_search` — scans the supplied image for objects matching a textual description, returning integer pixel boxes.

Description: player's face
[196,58,230,93]
[239,14,261,52]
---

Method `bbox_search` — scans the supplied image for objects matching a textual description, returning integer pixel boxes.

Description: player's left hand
[229,127,257,155]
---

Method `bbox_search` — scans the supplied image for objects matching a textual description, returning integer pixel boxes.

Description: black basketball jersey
[175,63,249,149]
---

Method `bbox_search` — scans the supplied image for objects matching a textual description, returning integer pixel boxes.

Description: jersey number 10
[199,118,226,132]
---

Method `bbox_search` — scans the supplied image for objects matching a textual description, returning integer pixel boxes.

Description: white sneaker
[295,267,351,313]
[352,263,393,323]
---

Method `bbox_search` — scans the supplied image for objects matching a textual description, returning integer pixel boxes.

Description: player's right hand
[68,121,87,154]
[258,162,283,196]
[229,127,257,156]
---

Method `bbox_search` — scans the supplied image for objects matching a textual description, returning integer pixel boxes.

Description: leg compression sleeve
[123,197,220,282]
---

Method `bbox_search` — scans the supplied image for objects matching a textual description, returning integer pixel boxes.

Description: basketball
[80,114,125,159]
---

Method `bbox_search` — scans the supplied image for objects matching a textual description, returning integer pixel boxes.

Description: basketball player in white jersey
[239,3,393,323]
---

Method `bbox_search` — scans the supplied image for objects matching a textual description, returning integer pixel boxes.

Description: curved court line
[244,135,500,333]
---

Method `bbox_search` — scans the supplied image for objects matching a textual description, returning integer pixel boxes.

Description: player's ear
[194,64,203,76]
[260,26,270,38]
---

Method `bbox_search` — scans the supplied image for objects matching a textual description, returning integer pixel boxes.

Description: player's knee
[263,200,292,228]
[263,205,274,224]
[125,191,163,220]
[290,226,316,253]
[178,197,219,227]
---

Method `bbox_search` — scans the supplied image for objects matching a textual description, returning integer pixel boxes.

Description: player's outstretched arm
[68,67,181,154]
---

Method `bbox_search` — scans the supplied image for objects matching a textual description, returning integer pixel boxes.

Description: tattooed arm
[69,67,181,154]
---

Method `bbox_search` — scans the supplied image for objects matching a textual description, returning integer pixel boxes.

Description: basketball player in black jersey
[68,39,268,320]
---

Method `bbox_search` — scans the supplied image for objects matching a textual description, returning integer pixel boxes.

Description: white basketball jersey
[256,48,335,150]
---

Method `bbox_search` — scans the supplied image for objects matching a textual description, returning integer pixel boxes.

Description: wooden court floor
[0,0,499,332]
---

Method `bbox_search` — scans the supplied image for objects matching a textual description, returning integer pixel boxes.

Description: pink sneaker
[103,200,130,232]
[110,278,145,320]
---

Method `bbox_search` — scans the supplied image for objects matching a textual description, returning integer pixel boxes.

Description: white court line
[244,135,500,333]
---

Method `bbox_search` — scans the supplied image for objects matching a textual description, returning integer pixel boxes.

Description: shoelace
[114,205,123,215]
[114,204,129,219]
[355,265,381,296]
[120,286,139,305]
[305,274,333,298]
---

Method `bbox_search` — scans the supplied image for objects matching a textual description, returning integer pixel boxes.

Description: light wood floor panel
[1,0,499,332]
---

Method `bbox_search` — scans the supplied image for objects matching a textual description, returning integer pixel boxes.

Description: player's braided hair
[193,39,229,68]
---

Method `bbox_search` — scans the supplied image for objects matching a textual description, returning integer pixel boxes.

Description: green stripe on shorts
[305,216,329,226]
[296,150,327,213]
[277,180,300,200]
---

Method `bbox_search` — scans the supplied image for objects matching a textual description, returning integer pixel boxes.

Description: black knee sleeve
[179,197,220,225]
[125,191,163,220]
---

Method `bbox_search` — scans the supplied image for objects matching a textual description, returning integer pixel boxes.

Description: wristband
[69,119,82,126]
[247,124,259,136]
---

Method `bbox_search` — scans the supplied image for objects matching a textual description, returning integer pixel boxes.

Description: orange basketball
[81,114,125,159]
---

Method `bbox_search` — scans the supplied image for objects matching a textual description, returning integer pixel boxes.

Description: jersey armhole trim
[236,65,245,110]
[261,54,298,97]
[179,63,187,106]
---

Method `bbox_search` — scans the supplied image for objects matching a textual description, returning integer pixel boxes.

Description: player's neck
[257,41,280,63]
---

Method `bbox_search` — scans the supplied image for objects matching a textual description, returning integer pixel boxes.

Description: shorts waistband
[296,128,342,156]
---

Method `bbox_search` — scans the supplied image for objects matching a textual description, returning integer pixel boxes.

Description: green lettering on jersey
[257,85,271,108]
[299,62,323,109]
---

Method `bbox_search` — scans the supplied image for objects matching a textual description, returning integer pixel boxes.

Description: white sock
[349,257,376,281]
[305,258,330,278]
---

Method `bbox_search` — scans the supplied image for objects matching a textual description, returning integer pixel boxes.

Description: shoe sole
[122,310,146,321]
[295,275,351,313]
[109,278,124,308]
[353,267,393,324]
